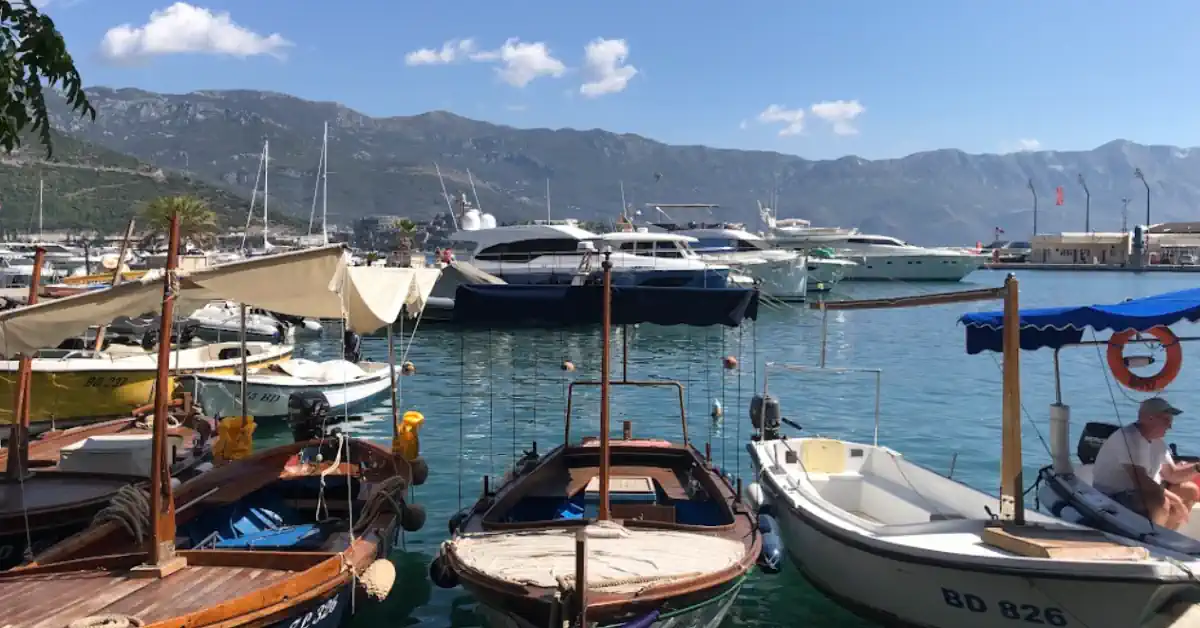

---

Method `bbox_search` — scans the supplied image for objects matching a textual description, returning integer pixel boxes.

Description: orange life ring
[1106,326,1183,393]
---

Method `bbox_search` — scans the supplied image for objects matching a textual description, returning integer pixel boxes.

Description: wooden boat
[430,256,762,627]
[0,229,442,626]
[744,282,1200,628]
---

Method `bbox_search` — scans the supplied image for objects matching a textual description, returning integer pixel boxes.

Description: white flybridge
[671,226,811,298]
[745,282,1200,628]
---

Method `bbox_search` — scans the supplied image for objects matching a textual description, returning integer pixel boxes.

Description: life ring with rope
[1106,326,1183,393]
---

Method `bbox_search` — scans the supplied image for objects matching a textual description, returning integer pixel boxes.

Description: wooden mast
[137,213,186,577]
[93,218,137,352]
[998,274,1024,524]
[5,248,44,478]
[598,250,613,521]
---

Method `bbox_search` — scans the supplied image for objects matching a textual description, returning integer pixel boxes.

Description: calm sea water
[255,269,1200,627]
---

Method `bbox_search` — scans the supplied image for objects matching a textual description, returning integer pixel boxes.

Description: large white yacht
[759,209,985,282]
[665,226,811,298]
[447,209,734,288]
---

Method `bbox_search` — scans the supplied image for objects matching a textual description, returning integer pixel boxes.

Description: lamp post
[1027,177,1036,237]
[1135,167,1150,226]
[1077,173,1090,232]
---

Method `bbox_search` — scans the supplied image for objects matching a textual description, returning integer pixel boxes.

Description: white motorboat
[744,281,1200,627]
[190,358,394,421]
[187,300,295,343]
[448,208,734,288]
[668,226,810,299]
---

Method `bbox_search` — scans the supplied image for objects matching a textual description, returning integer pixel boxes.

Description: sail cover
[960,287,1200,354]
[0,246,442,356]
[452,284,759,327]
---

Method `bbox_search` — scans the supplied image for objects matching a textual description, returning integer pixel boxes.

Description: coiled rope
[67,615,144,628]
[93,485,150,542]
[353,475,408,536]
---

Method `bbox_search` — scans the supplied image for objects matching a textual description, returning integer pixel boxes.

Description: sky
[38,0,1200,160]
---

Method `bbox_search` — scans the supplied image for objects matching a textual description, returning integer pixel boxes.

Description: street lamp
[1135,167,1150,226]
[1077,173,1090,232]
[1027,178,1038,237]
[1121,197,1130,233]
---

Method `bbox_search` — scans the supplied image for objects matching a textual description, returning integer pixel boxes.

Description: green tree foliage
[0,0,94,155]
[139,195,218,245]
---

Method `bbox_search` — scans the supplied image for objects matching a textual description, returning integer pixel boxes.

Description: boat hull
[840,254,985,281]
[192,368,394,421]
[0,346,292,430]
[755,467,1197,628]
[267,583,351,628]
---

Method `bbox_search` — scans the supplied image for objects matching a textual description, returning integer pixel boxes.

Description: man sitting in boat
[1092,397,1200,529]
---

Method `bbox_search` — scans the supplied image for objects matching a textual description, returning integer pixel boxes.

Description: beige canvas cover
[0,245,442,356]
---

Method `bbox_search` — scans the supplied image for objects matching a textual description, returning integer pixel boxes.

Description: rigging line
[737,324,744,474]
[721,326,728,471]
[488,328,495,481]
[705,326,714,448]
[986,351,1054,460]
[458,333,465,510]
[511,334,518,465]
[532,340,539,438]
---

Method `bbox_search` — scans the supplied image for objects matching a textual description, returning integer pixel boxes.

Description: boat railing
[762,361,882,446]
[564,379,689,447]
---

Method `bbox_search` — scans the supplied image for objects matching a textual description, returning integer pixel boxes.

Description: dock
[986,263,1200,273]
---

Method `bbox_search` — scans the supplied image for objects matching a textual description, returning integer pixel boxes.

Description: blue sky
[43,0,1200,160]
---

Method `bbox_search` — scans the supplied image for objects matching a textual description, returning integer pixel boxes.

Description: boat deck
[0,564,295,627]
[0,475,131,512]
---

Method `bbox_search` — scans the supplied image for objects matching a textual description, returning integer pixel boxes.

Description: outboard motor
[750,393,782,441]
[287,390,332,443]
[343,330,362,363]
[1076,422,1119,465]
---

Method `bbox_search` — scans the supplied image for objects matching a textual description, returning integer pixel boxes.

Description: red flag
[1055,187,1064,206]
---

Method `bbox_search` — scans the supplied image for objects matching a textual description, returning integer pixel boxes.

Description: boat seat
[218,348,245,360]
[213,523,328,550]
[612,503,676,524]
[799,439,846,475]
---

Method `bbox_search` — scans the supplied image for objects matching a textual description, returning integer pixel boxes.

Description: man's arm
[1126,464,1168,501]
[1161,460,1200,484]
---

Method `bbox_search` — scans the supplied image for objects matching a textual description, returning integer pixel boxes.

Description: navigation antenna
[434,162,459,231]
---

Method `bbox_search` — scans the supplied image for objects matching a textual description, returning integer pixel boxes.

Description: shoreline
[985,262,1200,273]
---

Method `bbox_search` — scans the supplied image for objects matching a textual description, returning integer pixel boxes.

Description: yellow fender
[213,416,256,465]
[392,411,424,461]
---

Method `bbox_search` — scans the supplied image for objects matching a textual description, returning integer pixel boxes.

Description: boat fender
[140,330,158,351]
[745,482,766,512]
[711,398,723,420]
[429,551,459,589]
[1107,327,1182,393]
[69,615,145,628]
[757,513,784,574]
[392,411,424,462]
[409,456,430,486]
[619,609,661,628]
[448,509,469,535]
[401,502,427,532]
[358,558,397,601]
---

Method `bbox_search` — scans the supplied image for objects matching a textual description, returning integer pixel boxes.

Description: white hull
[191,360,393,420]
[840,253,985,281]
[748,438,1200,627]
[806,258,856,291]
[695,253,808,300]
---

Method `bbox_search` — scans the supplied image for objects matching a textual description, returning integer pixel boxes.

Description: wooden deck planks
[0,565,296,627]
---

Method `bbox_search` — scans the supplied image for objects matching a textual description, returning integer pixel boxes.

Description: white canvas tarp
[0,245,442,357]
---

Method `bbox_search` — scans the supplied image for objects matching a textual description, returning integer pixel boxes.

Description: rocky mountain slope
[0,130,290,235]
[49,87,1200,244]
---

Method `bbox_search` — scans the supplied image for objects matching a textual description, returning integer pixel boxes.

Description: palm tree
[139,195,218,249]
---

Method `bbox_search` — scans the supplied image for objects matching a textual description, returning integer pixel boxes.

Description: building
[1030,232,1132,265]
[1145,222,1200,264]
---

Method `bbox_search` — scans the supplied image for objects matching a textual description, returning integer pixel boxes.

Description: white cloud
[469,38,565,88]
[99,2,290,63]
[809,100,866,135]
[1015,138,1041,151]
[404,39,476,66]
[579,38,637,98]
[758,104,806,136]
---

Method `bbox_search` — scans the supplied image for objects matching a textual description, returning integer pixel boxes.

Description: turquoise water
[257,270,1200,627]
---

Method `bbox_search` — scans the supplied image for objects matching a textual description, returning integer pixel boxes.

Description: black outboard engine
[343,330,362,363]
[1076,422,1119,465]
[288,390,332,443]
[750,393,782,441]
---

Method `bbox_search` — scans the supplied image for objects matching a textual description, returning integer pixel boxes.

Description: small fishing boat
[190,358,394,422]
[430,254,762,627]
[188,300,295,343]
[958,288,1200,556]
[0,224,440,626]
[745,284,1200,627]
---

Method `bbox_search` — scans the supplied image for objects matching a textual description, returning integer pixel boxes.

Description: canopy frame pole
[597,250,613,521]
[999,275,1024,524]
[93,218,136,352]
[6,248,44,479]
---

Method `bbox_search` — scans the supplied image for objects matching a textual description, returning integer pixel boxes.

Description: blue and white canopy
[959,287,1200,354]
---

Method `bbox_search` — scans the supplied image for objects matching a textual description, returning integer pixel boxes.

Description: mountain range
[36,86,1200,245]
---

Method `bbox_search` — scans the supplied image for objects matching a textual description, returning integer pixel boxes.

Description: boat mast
[546,179,551,222]
[598,250,613,520]
[141,213,185,577]
[263,140,270,250]
[37,178,43,239]
[321,122,329,246]
[999,275,1024,524]
[5,248,43,479]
